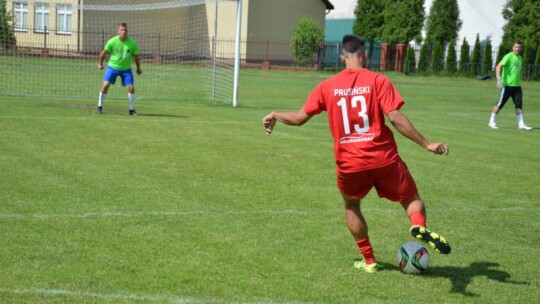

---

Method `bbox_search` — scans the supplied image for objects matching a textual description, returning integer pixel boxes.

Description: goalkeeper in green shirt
[97,23,142,116]
[488,41,532,130]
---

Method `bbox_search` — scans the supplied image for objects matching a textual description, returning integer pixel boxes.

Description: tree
[445,39,457,74]
[501,0,540,49]
[431,42,443,73]
[522,44,535,66]
[495,43,508,66]
[481,39,493,76]
[353,0,384,68]
[0,0,16,49]
[425,0,462,46]
[382,0,425,44]
[471,34,482,76]
[521,44,535,79]
[290,17,324,67]
[418,43,429,73]
[404,45,416,74]
[458,38,470,76]
[534,46,540,80]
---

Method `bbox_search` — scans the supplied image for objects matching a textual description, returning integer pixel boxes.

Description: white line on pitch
[0,287,309,304]
[0,207,536,220]
[0,116,330,127]
[0,287,204,303]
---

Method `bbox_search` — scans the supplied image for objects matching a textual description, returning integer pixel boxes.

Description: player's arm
[263,107,312,135]
[386,109,449,155]
[495,64,503,88]
[97,49,108,70]
[495,64,503,79]
[133,54,142,75]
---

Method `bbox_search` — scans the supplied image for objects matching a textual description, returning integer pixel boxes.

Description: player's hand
[426,142,449,155]
[136,68,142,75]
[496,77,502,89]
[98,63,103,70]
[263,113,276,135]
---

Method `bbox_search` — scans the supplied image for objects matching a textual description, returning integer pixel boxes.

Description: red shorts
[336,157,418,202]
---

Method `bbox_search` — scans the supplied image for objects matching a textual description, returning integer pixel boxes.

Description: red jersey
[303,68,404,173]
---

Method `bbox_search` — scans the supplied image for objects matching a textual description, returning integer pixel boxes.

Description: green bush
[471,34,482,77]
[458,38,470,76]
[481,39,493,76]
[534,46,540,80]
[290,17,324,67]
[0,0,16,49]
[431,42,443,72]
[418,43,429,73]
[495,43,508,65]
[446,39,457,75]
[404,45,416,74]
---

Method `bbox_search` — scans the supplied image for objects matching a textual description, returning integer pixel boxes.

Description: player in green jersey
[97,23,142,116]
[488,41,532,130]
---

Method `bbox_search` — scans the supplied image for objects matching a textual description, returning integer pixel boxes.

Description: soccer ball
[397,242,430,274]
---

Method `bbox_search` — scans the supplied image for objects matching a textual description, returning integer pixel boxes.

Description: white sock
[98,92,106,107]
[490,113,497,123]
[128,93,135,110]
[517,114,524,126]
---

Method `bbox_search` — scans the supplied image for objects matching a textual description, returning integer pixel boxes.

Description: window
[13,2,28,31]
[35,3,50,33]
[57,4,72,34]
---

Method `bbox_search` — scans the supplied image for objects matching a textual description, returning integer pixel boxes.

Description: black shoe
[129,110,138,116]
[96,106,102,114]
[410,226,451,254]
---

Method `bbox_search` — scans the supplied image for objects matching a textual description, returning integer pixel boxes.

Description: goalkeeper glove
[496,77,502,89]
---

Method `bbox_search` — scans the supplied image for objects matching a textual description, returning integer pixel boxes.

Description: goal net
[1,0,239,104]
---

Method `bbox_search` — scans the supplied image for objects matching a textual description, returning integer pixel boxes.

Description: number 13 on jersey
[337,96,370,134]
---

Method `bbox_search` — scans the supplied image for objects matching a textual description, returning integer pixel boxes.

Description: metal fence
[3,29,540,80]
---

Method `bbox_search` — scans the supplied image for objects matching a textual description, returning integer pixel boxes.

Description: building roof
[322,0,335,10]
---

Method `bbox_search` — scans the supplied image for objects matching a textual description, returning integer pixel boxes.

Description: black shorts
[495,86,523,110]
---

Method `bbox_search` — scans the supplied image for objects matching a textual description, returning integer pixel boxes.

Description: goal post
[1,0,242,105]
[233,0,242,107]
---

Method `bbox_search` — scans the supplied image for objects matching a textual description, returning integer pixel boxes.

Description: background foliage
[350,0,539,80]
[382,0,424,44]
[290,17,324,67]
[425,0,462,45]
[446,39,457,74]
[482,39,493,76]
[471,34,482,76]
[0,0,16,49]
[353,0,384,68]
[501,0,540,49]
[458,38,470,76]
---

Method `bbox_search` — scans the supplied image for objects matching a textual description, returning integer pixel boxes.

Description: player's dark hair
[118,22,128,28]
[514,40,522,46]
[342,35,365,56]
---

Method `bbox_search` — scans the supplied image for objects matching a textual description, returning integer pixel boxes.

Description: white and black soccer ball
[397,242,430,274]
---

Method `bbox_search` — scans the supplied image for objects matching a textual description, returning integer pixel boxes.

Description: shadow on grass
[379,261,529,297]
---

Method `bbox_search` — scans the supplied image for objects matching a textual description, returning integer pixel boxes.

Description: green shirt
[499,52,522,87]
[104,36,140,71]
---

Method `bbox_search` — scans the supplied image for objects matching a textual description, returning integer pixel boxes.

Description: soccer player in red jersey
[262,35,451,273]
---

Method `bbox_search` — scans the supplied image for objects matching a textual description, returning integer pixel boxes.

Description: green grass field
[1,69,539,303]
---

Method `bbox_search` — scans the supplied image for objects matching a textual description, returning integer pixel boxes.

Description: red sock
[410,211,426,227]
[356,237,376,264]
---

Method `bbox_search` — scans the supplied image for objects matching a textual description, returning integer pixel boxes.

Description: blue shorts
[103,66,134,86]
